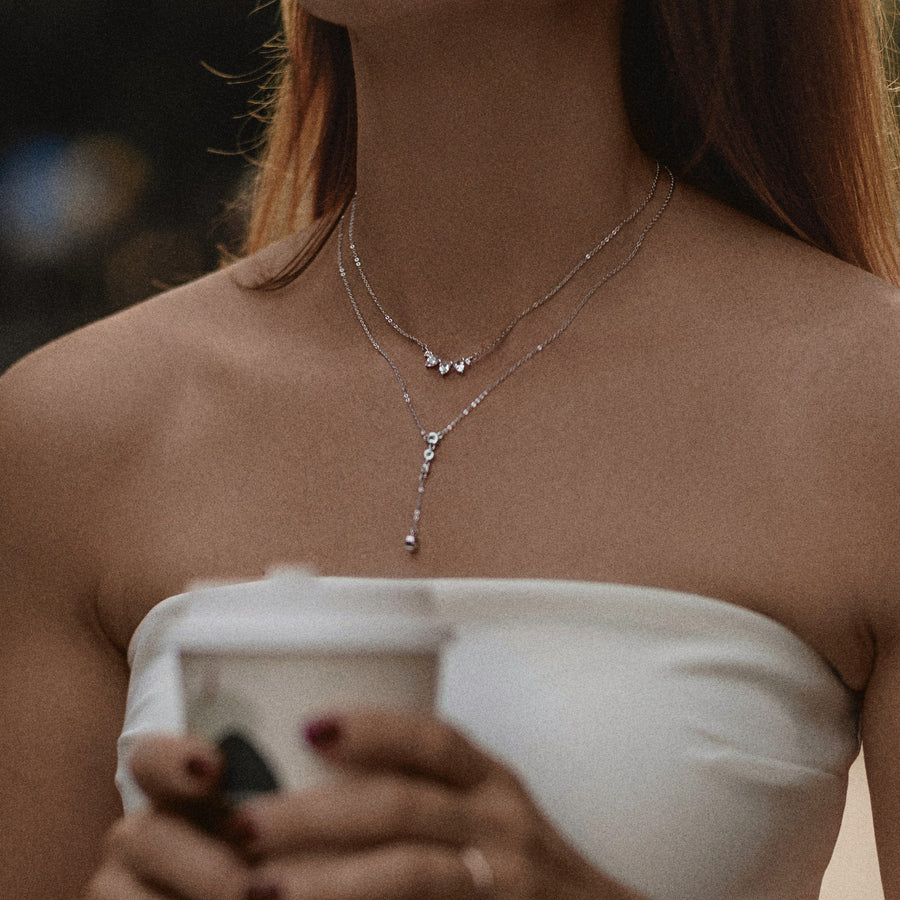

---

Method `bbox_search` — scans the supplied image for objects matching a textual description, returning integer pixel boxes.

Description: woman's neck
[343,1,652,338]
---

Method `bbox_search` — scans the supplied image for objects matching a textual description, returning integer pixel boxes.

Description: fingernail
[186,755,214,780]
[304,717,342,749]
[245,883,281,900]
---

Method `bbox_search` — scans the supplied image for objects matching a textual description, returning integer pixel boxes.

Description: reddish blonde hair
[244,0,900,285]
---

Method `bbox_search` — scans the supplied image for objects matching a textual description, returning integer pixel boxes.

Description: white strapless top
[118,571,859,900]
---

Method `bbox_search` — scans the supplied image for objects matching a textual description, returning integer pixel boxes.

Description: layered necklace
[346,165,661,375]
[338,164,675,552]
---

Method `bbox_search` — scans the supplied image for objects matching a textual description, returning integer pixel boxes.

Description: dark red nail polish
[186,756,213,780]
[304,717,342,749]
[246,883,281,900]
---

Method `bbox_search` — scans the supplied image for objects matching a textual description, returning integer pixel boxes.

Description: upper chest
[93,313,890,692]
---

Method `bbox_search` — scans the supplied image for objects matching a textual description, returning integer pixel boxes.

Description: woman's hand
[82,735,259,900]
[84,714,647,899]
[232,710,645,900]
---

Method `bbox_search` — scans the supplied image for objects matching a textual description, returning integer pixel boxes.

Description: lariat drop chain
[346,164,661,376]
[338,166,675,552]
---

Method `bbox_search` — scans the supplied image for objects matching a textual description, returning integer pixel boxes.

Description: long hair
[244,0,900,286]
[242,4,355,281]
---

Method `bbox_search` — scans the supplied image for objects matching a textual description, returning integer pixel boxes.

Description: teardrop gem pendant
[424,350,471,375]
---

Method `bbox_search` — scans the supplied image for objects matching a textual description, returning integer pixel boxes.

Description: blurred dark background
[0,0,280,372]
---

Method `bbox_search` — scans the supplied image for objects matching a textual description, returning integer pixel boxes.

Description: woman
[2,0,899,897]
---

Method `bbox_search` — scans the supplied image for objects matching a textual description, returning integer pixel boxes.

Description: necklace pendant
[425,349,469,375]
[405,432,442,552]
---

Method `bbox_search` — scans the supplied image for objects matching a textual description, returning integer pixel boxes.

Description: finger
[303,711,497,790]
[130,733,224,808]
[104,810,251,900]
[254,842,480,900]
[83,859,167,900]
[235,774,472,857]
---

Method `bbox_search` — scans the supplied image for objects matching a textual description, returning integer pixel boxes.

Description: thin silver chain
[338,166,675,552]
[347,163,661,375]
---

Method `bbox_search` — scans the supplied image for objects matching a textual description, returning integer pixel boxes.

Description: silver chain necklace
[338,166,675,552]
[347,163,661,375]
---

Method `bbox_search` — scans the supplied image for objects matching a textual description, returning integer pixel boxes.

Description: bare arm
[856,294,900,899]
[0,353,129,898]
[862,617,900,899]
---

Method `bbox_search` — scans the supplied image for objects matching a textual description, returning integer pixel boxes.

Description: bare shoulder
[3,232,310,474]
[0,232,308,581]
[667,186,900,611]
[0,269,228,544]
[663,183,900,395]
[668,181,900,308]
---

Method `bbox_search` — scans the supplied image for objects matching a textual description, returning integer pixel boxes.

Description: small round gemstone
[404,534,419,552]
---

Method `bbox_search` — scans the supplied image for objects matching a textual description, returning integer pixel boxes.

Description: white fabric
[118,571,859,900]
